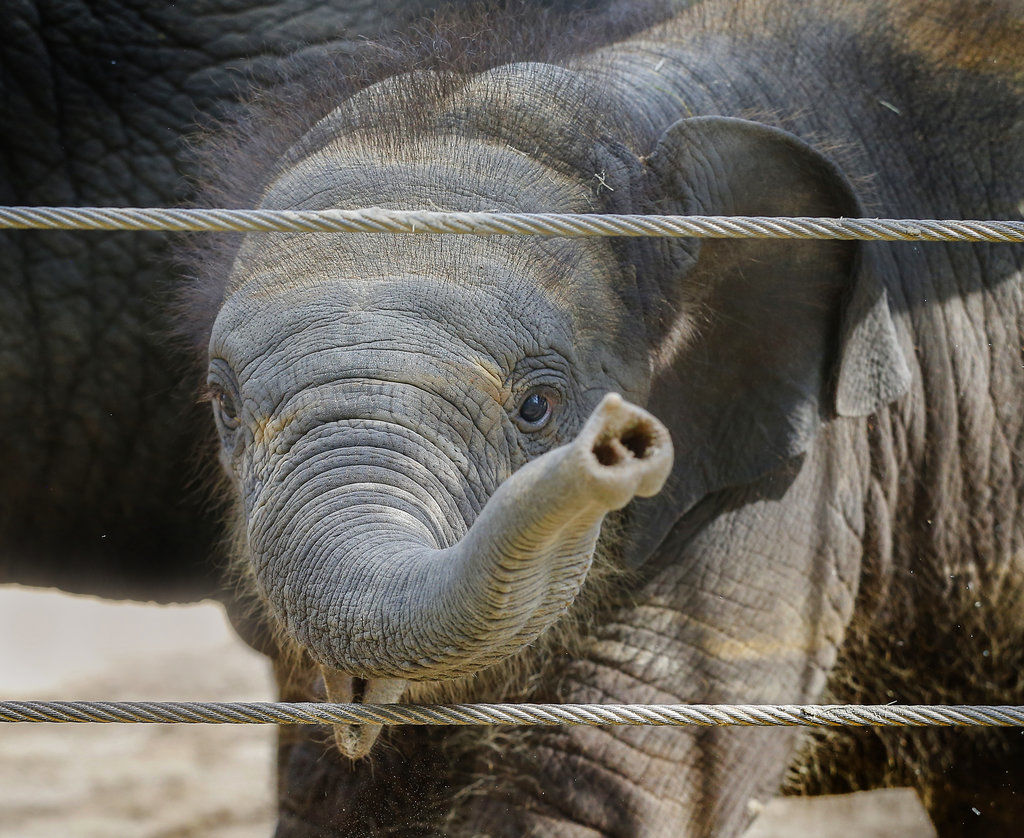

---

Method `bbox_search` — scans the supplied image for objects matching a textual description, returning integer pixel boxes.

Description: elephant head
[209,220,674,755]
[202,63,908,760]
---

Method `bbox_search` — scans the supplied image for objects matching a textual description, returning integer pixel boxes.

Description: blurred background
[0,585,275,838]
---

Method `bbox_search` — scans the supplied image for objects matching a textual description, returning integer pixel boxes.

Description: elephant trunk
[247,393,673,689]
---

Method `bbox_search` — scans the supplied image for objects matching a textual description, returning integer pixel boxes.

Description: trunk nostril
[592,418,658,466]
[593,437,625,466]
[620,421,655,459]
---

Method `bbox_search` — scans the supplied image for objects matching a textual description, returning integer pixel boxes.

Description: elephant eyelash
[202,378,242,433]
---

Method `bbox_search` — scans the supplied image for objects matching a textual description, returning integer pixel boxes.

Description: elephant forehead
[223,128,628,352]
[219,230,618,352]
[213,266,574,389]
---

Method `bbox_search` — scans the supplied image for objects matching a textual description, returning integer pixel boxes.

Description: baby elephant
[184,0,1024,834]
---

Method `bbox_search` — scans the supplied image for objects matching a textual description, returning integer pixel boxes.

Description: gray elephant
[182,0,1024,835]
[0,0,618,601]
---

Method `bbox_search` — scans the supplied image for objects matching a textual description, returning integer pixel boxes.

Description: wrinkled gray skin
[0,0,598,599]
[203,0,1024,835]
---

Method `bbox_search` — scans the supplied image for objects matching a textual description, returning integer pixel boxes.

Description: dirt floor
[0,585,937,837]
[0,586,276,838]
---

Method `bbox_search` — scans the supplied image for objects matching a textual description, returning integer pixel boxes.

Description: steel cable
[1,206,1023,242]
[2,701,1024,727]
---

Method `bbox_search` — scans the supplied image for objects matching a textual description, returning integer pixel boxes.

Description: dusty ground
[0,586,276,838]
[0,585,936,837]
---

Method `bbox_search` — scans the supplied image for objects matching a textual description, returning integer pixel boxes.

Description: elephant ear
[639,116,910,520]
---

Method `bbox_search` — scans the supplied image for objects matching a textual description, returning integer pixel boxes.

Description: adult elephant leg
[455,420,872,838]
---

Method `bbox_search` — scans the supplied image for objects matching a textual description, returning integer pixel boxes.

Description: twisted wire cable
[2,702,1024,727]
[1,206,1023,242]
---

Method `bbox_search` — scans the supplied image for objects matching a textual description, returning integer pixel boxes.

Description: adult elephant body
[0,0,617,598]
[189,0,1023,835]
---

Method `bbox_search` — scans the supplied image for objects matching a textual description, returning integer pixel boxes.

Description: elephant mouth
[319,666,408,759]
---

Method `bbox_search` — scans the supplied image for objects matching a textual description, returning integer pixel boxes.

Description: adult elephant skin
[184,0,1024,834]
[0,0,624,600]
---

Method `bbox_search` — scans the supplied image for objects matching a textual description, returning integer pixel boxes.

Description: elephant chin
[320,667,409,759]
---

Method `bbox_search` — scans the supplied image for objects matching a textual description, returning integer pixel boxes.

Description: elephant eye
[517,391,552,429]
[210,385,240,432]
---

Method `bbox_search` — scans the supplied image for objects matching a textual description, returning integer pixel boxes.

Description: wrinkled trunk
[245,393,672,690]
